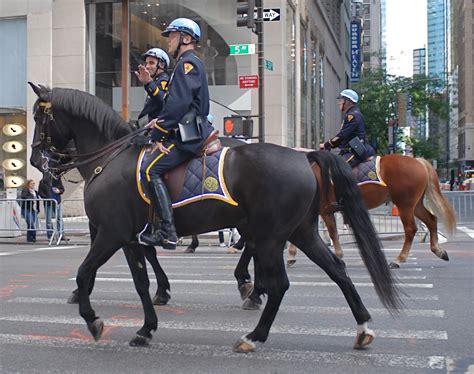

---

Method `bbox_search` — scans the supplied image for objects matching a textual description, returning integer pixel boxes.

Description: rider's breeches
[140,142,191,182]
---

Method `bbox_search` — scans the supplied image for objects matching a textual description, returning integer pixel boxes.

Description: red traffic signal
[223,116,253,137]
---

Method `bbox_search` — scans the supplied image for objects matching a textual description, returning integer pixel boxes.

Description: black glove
[130,134,151,146]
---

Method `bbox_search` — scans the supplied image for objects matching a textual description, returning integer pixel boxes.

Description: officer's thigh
[142,144,192,178]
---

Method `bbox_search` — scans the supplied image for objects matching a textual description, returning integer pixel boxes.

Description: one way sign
[263,8,280,22]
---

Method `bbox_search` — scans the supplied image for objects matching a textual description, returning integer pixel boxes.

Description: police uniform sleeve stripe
[152,86,160,97]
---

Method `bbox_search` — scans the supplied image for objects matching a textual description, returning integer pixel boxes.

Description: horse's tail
[307,151,403,312]
[416,158,456,236]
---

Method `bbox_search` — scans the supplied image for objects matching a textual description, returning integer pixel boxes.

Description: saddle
[163,129,222,201]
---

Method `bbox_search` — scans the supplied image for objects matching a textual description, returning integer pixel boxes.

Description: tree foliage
[353,69,448,158]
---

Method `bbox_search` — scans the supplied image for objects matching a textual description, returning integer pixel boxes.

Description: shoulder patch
[184,63,194,75]
[347,114,354,122]
[161,80,167,90]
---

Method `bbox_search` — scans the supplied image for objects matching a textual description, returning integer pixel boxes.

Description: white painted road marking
[0,314,448,340]
[458,226,474,239]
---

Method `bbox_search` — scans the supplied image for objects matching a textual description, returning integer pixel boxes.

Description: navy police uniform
[141,49,214,181]
[138,71,169,122]
[324,105,374,166]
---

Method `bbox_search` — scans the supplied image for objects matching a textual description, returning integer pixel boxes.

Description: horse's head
[29,82,75,175]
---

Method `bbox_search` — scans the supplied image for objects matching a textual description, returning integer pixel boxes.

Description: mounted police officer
[320,89,375,167]
[135,48,170,124]
[139,18,214,249]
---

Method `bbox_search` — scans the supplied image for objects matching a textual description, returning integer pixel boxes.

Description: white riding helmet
[339,89,359,103]
[142,48,170,68]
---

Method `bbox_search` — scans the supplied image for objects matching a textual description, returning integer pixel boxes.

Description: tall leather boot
[140,176,178,250]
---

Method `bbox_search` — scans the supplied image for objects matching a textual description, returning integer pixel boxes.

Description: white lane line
[0,334,446,370]
[96,271,427,280]
[8,297,445,318]
[0,315,448,340]
[458,226,474,239]
[38,287,440,301]
[74,277,433,289]
[437,232,448,244]
[0,245,86,256]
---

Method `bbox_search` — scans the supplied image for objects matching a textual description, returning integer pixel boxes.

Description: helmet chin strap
[172,32,192,59]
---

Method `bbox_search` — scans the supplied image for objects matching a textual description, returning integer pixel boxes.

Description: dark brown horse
[295,154,456,269]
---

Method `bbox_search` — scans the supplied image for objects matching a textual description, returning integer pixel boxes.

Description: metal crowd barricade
[59,198,90,239]
[0,198,59,245]
[442,191,474,224]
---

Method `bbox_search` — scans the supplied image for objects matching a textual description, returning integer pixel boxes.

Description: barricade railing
[0,198,59,245]
[442,191,474,224]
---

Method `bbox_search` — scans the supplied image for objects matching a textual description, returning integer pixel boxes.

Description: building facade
[0,0,353,187]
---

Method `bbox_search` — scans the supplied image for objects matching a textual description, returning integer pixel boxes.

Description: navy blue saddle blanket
[136,147,238,208]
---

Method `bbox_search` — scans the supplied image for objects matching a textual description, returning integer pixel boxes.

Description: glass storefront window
[310,36,318,148]
[300,23,308,148]
[319,54,325,142]
[287,4,296,147]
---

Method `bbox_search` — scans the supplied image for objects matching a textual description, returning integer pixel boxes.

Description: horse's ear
[28,82,43,98]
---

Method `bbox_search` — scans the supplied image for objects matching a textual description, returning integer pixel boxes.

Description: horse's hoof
[242,297,261,310]
[353,330,375,350]
[232,336,256,353]
[439,250,449,261]
[67,292,79,304]
[238,282,254,300]
[129,334,151,347]
[184,246,195,253]
[389,262,400,269]
[286,259,296,268]
[88,319,104,342]
[152,291,170,305]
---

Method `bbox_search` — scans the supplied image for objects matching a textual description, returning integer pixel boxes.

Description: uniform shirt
[138,71,169,122]
[150,49,212,152]
[326,105,366,149]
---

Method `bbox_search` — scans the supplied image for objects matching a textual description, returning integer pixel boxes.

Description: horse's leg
[291,225,374,349]
[228,235,245,254]
[233,240,289,353]
[184,235,199,253]
[123,245,158,347]
[390,205,418,269]
[414,201,449,261]
[75,229,124,342]
[323,213,343,258]
[287,243,297,268]
[234,246,254,300]
[68,222,97,304]
[142,245,171,305]
[242,244,265,310]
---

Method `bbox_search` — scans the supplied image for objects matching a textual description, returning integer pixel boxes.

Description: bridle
[32,100,148,180]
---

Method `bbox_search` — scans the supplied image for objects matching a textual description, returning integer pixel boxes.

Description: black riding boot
[140,176,178,250]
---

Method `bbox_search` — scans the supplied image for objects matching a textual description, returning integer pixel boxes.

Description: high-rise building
[427,0,448,79]
[413,48,426,76]
[451,0,474,170]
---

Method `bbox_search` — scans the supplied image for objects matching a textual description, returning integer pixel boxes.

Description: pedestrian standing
[20,179,40,243]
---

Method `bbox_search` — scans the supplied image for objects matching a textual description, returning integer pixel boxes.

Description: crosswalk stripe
[37,287,440,301]
[0,315,448,340]
[96,271,427,280]
[0,334,446,370]
[458,226,474,238]
[75,277,433,289]
[7,297,444,318]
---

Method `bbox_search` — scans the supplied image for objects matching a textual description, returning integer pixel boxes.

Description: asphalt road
[0,227,473,374]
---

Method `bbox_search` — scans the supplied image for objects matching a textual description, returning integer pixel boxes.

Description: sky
[385,0,427,77]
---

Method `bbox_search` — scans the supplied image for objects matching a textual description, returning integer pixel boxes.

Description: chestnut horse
[290,154,456,269]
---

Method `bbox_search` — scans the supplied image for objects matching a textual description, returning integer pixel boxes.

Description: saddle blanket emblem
[354,156,387,186]
[136,147,238,208]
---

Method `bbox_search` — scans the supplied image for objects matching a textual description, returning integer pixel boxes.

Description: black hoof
[152,291,171,305]
[287,259,296,268]
[88,319,104,342]
[389,262,400,269]
[238,282,254,301]
[129,334,151,347]
[184,246,195,253]
[242,297,261,310]
[440,250,449,261]
[67,292,79,304]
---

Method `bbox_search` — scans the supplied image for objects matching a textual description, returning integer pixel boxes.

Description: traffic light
[236,0,255,28]
[223,116,253,137]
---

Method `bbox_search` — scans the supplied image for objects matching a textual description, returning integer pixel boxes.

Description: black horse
[29,83,401,352]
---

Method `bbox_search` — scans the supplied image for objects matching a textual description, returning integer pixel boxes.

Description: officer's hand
[135,64,152,84]
[145,119,156,129]
[319,143,325,150]
[149,142,171,155]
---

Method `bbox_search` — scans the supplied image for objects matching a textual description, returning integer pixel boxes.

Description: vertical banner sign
[350,21,361,82]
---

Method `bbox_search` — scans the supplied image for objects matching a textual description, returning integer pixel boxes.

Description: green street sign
[229,44,256,55]
[264,59,273,71]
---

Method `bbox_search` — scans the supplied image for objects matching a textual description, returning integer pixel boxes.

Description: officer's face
[167,32,180,55]
[337,98,345,112]
[145,56,159,76]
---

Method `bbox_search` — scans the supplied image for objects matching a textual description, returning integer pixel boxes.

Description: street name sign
[230,44,256,55]
[264,59,273,71]
[239,75,259,89]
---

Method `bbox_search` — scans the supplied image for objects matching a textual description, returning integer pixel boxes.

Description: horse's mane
[51,88,132,140]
